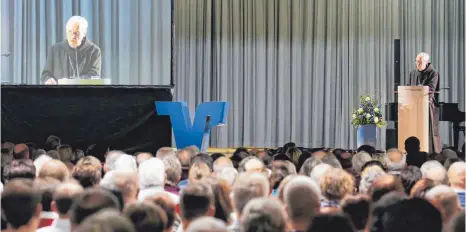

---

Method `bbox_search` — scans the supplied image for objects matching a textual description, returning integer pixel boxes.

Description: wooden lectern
[397,86,429,152]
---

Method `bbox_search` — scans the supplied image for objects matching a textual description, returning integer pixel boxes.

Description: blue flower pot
[357,124,378,148]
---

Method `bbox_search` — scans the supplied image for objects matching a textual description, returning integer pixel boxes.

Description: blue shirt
[456,191,465,207]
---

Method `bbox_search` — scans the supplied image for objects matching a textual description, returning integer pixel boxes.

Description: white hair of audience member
[421,160,448,185]
[156,147,176,159]
[425,185,461,221]
[186,217,227,232]
[216,167,238,187]
[100,171,117,190]
[384,148,406,175]
[448,161,466,190]
[105,150,125,172]
[101,170,138,199]
[352,151,372,173]
[114,154,137,172]
[359,166,386,194]
[33,154,53,176]
[241,197,287,232]
[310,163,332,186]
[66,16,88,32]
[139,158,165,189]
[417,52,430,62]
[284,176,321,227]
[321,154,343,169]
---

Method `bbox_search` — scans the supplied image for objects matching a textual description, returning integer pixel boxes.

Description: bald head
[136,152,153,166]
[39,159,70,182]
[213,156,233,172]
[448,161,465,190]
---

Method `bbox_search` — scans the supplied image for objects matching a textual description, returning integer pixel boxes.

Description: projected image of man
[41,16,101,84]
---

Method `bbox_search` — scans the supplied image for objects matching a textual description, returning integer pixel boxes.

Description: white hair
[421,160,448,185]
[33,154,53,176]
[101,170,138,198]
[425,185,455,200]
[216,167,238,187]
[417,52,430,62]
[155,147,176,159]
[232,172,270,214]
[114,154,137,172]
[384,149,406,174]
[105,150,124,172]
[359,166,386,194]
[138,158,165,189]
[352,152,372,173]
[66,16,88,32]
[310,163,332,186]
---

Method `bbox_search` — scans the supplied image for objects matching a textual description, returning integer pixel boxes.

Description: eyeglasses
[414,60,428,64]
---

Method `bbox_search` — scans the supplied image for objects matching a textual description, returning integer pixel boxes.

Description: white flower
[374,108,379,113]
[365,97,371,101]
[374,117,379,123]
[358,108,363,113]
[352,114,357,119]
[366,113,371,119]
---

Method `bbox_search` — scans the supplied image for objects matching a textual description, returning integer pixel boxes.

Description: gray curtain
[174,0,465,149]
[0,0,171,85]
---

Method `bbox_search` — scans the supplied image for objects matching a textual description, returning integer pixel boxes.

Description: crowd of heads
[0,135,465,232]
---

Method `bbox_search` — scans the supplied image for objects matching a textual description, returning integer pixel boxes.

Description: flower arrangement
[351,94,387,128]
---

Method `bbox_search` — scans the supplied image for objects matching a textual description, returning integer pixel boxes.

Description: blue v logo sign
[155,102,229,151]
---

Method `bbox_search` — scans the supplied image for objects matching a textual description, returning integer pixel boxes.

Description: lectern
[397,86,429,152]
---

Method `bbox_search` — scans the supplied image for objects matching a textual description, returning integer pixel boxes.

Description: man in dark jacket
[41,16,101,84]
[408,52,441,153]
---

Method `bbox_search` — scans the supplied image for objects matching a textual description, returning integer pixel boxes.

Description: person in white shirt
[36,182,84,232]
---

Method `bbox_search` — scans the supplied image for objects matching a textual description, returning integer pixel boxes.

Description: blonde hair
[320,168,354,201]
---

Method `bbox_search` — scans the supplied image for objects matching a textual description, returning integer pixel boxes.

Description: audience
[230,172,270,232]
[384,148,406,175]
[341,195,371,231]
[156,147,176,159]
[37,181,84,232]
[179,182,215,230]
[163,155,182,195]
[405,136,428,168]
[1,136,465,232]
[241,197,287,232]
[421,160,448,185]
[186,217,227,232]
[284,176,321,231]
[70,188,121,229]
[425,185,462,227]
[1,179,42,232]
[123,202,168,232]
[38,159,70,182]
[399,165,423,195]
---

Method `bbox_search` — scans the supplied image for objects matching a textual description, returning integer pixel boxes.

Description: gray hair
[310,163,332,186]
[114,154,137,172]
[162,155,182,186]
[139,158,165,189]
[321,154,343,169]
[359,166,386,194]
[284,176,321,224]
[385,149,406,174]
[299,157,323,176]
[216,167,238,187]
[232,172,270,215]
[425,185,461,221]
[238,156,264,173]
[417,52,430,62]
[66,16,88,32]
[352,152,372,173]
[156,147,176,159]
[241,197,287,232]
[421,160,448,185]
[105,150,125,172]
[186,217,227,232]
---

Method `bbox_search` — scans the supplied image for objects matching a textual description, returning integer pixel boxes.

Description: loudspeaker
[394,39,400,89]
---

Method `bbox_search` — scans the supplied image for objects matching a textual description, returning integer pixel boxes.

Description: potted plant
[351,94,387,148]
